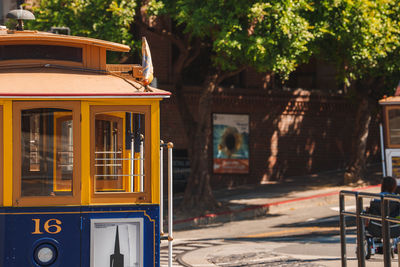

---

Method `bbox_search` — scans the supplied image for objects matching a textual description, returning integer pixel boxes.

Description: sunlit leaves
[147,0,314,79]
[27,0,136,47]
[313,0,400,85]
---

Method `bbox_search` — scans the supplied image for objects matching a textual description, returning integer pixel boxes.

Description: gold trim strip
[0,209,157,217]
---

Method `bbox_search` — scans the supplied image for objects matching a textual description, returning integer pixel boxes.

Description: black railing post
[340,193,347,267]
[382,196,391,267]
[356,193,365,267]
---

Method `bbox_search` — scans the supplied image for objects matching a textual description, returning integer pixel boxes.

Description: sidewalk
[171,165,382,230]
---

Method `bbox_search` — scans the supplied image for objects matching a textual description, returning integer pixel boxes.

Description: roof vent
[6,7,35,31]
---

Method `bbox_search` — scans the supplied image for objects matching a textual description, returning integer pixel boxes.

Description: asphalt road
[160,195,397,267]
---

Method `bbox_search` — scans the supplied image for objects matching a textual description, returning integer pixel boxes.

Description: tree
[143,0,314,212]
[311,0,400,183]
[27,0,137,60]
[27,0,315,212]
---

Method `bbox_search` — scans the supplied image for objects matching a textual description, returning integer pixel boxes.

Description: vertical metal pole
[113,129,117,176]
[140,134,144,192]
[167,142,174,267]
[382,197,391,267]
[340,193,347,267]
[380,124,387,177]
[160,140,164,236]
[130,136,135,192]
[356,194,365,267]
[130,113,135,193]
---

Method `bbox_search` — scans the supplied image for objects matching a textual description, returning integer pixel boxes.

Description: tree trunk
[343,85,372,184]
[180,72,221,213]
[133,14,220,213]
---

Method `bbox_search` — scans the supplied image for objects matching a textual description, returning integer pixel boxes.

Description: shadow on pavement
[171,164,381,230]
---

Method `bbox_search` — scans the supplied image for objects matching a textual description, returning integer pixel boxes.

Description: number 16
[32,218,62,234]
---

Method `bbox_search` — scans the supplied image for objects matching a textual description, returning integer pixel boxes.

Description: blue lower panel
[0,205,159,267]
[81,205,160,267]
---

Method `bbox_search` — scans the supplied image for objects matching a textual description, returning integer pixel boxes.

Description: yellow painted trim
[134,152,141,191]
[0,209,156,216]
[0,106,2,206]
[81,102,91,205]
[83,99,163,106]
[151,101,161,204]
[3,101,12,206]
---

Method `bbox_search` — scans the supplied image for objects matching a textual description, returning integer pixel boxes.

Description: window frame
[53,114,74,192]
[93,114,124,192]
[0,44,83,63]
[13,101,81,206]
[384,105,400,148]
[0,41,85,68]
[90,105,151,204]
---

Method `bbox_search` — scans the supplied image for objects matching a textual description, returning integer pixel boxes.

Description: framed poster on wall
[213,113,249,174]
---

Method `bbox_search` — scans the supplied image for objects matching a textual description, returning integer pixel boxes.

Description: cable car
[379,95,400,179]
[0,14,173,267]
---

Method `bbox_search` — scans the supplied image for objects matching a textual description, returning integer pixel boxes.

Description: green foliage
[147,0,314,80]
[27,0,400,91]
[244,1,314,79]
[311,0,400,87]
[26,0,136,48]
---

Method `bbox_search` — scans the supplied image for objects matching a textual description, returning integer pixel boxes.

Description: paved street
[160,185,399,267]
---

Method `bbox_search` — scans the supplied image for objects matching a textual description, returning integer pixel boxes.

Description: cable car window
[0,45,83,62]
[13,101,80,206]
[93,111,146,193]
[20,108,74,196]
[388,108,400,145]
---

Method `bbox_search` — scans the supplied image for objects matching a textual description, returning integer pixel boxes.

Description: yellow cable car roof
[379,96,400,105]
[0,30,130,52]
[0,66,171,98]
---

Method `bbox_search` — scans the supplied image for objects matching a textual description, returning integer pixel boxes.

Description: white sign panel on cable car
[90,218,144,267]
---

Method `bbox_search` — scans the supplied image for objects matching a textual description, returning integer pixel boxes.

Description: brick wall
[159,86,380,189]
[141,27,379,189]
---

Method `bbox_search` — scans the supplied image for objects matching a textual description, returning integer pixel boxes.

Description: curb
[173,184,380,230]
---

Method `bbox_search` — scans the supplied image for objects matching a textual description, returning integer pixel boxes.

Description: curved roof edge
[0,31,130,52]
[0,93,171,98]
[0,66,171,98]
[379,96,400,105]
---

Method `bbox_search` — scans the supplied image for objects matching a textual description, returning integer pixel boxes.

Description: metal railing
[340,190,400,267]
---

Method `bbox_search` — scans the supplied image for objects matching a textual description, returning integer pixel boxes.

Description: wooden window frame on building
[12,101,81,206]
[90,105,151,204]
